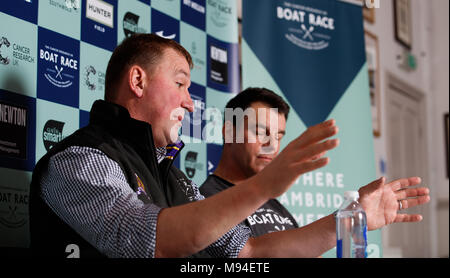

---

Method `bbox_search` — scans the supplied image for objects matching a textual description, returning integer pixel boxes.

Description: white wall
[429,0,449,258]
[364,0,448,257]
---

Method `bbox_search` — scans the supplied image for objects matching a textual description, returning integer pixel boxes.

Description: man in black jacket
[30,34,430,258]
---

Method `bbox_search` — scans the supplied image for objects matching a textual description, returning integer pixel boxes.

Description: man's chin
[165,136,180,146]
[153,133,177,148]
[253,164,269,174]
[167,125,182,144]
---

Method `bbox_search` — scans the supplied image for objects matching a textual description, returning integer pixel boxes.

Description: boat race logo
[0,188,28,229]
[277,1,335,51]
[208,0,232,28]
[39,40,78,89]
[40,46,77,89]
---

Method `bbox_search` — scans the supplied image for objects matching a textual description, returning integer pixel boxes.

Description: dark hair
[225,87,290,126]
[104,33,193,101]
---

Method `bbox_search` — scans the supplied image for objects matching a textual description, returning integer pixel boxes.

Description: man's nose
[182,90,194,113]
[260,133,279,155]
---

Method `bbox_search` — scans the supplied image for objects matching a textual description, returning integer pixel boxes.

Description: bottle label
[336,239,343,258]
[363,225,368,258]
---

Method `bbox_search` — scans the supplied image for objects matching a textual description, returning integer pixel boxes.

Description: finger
[310,151,327,161]
[395,187,430,200]
[299,124,338,148]
[399,195,430,210]
[295,121,338,149]
[390,177,422,191]
[296,139,339,162]
[295,157,330,175]
[395,213,423,223]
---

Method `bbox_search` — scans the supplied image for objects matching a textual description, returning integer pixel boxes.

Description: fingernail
[325,119,334,125]
[334,138,340,146]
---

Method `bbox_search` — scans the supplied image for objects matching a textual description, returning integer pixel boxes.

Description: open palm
[358,177,430,231]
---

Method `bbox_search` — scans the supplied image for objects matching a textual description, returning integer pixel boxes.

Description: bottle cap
[344,191,359,200]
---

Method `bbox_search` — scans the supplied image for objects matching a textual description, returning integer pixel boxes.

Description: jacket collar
[89,100,184,159]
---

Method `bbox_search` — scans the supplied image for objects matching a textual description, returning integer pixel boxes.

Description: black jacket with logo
[29,100,203,257]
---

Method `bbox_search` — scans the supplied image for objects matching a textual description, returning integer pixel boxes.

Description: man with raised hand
[29,34,429,258]
[201,87,430,257]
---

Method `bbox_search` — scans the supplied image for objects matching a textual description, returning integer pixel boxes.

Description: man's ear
[128,65,147,98]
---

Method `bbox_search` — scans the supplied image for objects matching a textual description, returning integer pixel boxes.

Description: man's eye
[176,82,183,88]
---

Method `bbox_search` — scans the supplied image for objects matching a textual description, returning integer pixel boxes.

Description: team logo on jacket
[134,173,147,195]
[177,177,197,202]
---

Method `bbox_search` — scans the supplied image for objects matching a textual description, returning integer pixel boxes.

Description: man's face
[141,48,193,147]
[228,102,286,177]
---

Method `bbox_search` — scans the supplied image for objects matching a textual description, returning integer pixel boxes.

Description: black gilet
[29,100,207,258]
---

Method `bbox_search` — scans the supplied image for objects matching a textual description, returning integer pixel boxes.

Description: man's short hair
[225,87,290,127]
[104,33,193,101]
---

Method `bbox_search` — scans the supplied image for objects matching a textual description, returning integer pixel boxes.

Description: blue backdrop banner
[0,0,239,250]
[242,0,381,258]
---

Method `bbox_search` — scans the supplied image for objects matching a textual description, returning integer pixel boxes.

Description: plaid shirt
[40,146,250,258]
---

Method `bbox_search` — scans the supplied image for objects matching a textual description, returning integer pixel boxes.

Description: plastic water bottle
[336,191,367,258]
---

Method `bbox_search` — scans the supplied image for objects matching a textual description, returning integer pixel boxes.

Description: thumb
[371,176,385,188]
